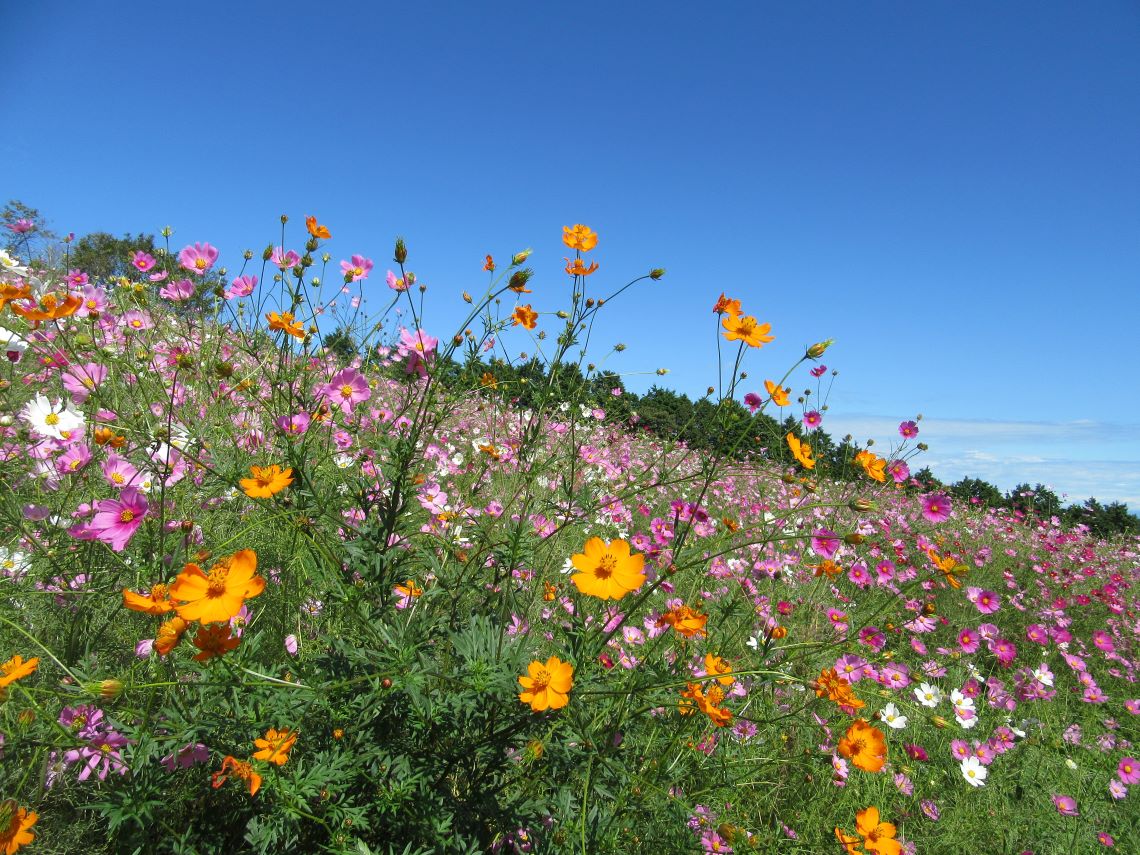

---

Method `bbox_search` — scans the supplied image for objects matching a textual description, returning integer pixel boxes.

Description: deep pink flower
[1025,624,1049,645]
[1092,631,1115,654]
[1118,757,1139,785]
[905,743,929,762]
[178,242,219,275]
[974,590,1001,614]
[991,638,1017,667]
[275,412,311,436]
[887,459,910,483]
[958,628,979,653]
[809,364,827,378]
[86,487,148,551]
[810,528,840,559]
[271,246,301,268]
[131,251,157,272]
[743,392,762,413]
[899,420,919,438]
[159,278,195,301]
[318,367,371,414]
[920,493,951,522]
[802,410,822,429]
[62,362,108,403]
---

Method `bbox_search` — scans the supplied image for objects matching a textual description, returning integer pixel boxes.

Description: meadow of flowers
[0,219,1136,854]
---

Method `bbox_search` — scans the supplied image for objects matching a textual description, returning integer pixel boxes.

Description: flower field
[0,221,1136,854]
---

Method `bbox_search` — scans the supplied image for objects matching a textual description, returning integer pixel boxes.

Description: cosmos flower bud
[393,237,407,264]
[511,248,532,265]
[262,244,274,262]
[462,291,472,303]
[280,214,289,224]
[614,343,626,351]
[806,339,834,359]
[849,498,875,512]
[931,715,949,729]
[556,310,569,318]
[844,533,864,545]
[88,679,123,699]
[917,442,929,451]
[243,249,253,260]
[650,268,665,280]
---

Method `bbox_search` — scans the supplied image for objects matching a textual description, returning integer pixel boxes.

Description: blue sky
[4,1,1139,508]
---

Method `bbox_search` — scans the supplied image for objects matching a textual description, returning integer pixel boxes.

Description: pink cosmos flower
[958,629,979,653]
[899,420,919,438]
[1025,624,1049,645]
[385,269,407,290]
[6,218,35,234]
[62,362,108,403]
[1118,757,1139,785]
[177,242,219,275]
[398,327,438,377]
[102,454,140,489]
[974,590,1001,614]
[224,274,258,299]
[1098,832,1115,847]
[811,528,840,558]
[887,459,910,483]
[121,309,154,331]
[56,445,93,475]
[809,364,827,377]
[275,412,311,436]
[1125,699,1140,715]
[284,634,299,655]
[66,269,89,288]
[847,563,871,587]
[1092,631,1115,654]
[159,278,195,301]
[1109,779,1127,799]
[859,626,885,651]
[905,743,929,762]
[131,251,157,272]
[271,246,301,268]
[1051,795,1078,817]
[990,638,1017,667]
[920,493,952,522]
[85,487,148,551]
[341,255,374,282]
[950,739,970,761]
[160,743,209,772]
[76,285,109,317]
[802,410,822,429]
[743,392,762,413]
[318,367,371,414]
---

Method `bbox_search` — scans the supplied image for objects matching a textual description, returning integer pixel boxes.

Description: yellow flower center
[45,413,60,426]
[119,510,135,523]
[82,377,95,388]
[206,566,229,596]
[530,668,551,692]
[111,473,124,484]
[195,258,207,270]
[340,384,354,399]
[352,267,363,277]
[594,554,617,579]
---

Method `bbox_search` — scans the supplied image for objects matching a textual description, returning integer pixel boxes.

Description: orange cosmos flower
[838,719,888,772]
[815,668,864,711]
[169,549,265,625]
[0,282,32,313]
[11,292,83,325]
[562,224,598,252]
[834,826,864,855]
[764,379,789,406]
[660,604,708,638]
[0,801,37,854]
[266,311,304,339]
[855,450,887,483]
[855,806,902,855]
[192,624,241,662]
[122,583,174,615]
[0,655,38,688]
[704,654,734,686]
[569,537,646,600]
[700,685,733,728]
[212,756,262,796]
[93,426,126,448]
[564,257,599,277]
[154,616,189,657]
[518,656,574,712]
[812,559,842,578]
[721,313,773,348]
[240,464,295,498]
[483,254,495,271]
[253,727,297,765]
[511,304,538,330]
[786,432,815,470]
[305,216,331,239]
[712,293,742,316]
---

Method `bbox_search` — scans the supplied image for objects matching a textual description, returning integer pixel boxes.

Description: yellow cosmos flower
[122,583,174,615]
[240,464,295,498]
[0,655,39,688]
[764,379,789,406]
[569,537,646,600]
[786,432,815,469]
[252,727,297,765]
[169,549,265,624]
[518,655,574,712]
[721,313,774,348]
[855,450,887,482]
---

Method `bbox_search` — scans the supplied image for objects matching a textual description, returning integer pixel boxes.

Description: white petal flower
[21,394,85,441]
[961,756,988,787]
[881,703,908,729]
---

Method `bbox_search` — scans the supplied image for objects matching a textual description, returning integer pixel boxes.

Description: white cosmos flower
[881,702,908,729]
[960,756,987,787]
[915,682,942,708]
[21,394,85,441]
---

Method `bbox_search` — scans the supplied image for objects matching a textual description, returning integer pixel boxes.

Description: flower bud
[650,268,665,280]
[931,715,949,729]
[849,498,875,512]
[462,291,472,303]
[262,244,274,262]
[917,442,928,451]
[161,226,174,238]
[806,339,834,359]
[99,679,124,699]
[656,368,669,375]
[556,310,569,319]
[511,248,532,265]
[614,343,626,351]
[280,214,289,224]
[844,533,864,545]
[243,249,253,260]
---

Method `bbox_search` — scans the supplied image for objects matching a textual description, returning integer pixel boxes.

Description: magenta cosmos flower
[920,493,952,522]
[177,242,219,275]
[803,410,822,429]
[87,487,149,551]
[340,254,374,282]
[225,274,258,299]
[6,218,35,234]
[1118,757,1139,785]
[318,367,371,414]
[131,251,157,272]
[1051,795,1078,817]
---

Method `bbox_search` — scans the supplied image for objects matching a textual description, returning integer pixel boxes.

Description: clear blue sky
[4,1,1139,508]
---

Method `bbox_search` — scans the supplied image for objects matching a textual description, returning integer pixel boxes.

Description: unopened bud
[849,498,875,512]
[462,291,472,303]
[649,268,665,280]
[243,249,253,260]
[511,248,532,265]
[393,237,407,264]
[614,343,626,351]
[161,226,174,238]
[280,214,289,224]
[917,442,928,451]
[706,386,715,396]
[806,339,834,359]
[844,533,864,545]
[262,244,274,261]
[931,715,949,729]
[556,310,569,319]
[656,368,669,375]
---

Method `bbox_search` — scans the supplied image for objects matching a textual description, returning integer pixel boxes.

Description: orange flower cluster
[569,538,646,601]
[815,668,864,712]
[835,806,902,855]
[927,548,963,589]
[679,681,733,727]
[518,656,574,712]
[715,294,773,349]
[266,311,304,339]
[837,719,888,772]
[562,224,598,253]
[212,756,262,796]
[855,449,886,483]
[123,550,265,660]
[812,559,843,579]
[659,604,708,639]
[212,727,297,797]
